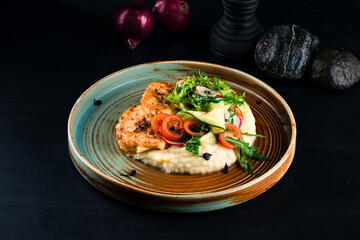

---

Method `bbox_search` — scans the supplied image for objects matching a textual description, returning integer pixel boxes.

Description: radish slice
[224,110,242,128]
[158,135,183,146]
[195,86,222,97]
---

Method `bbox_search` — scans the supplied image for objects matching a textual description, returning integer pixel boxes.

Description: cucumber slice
[179,103,190,111]
[177,101,230,134]
[200,132,217,145]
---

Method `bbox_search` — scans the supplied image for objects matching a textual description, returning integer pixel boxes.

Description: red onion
[195,86,223,97]
[224,111,242,128]
[158,135,183,146]
[153,0,191,33]
[113,2,154,49]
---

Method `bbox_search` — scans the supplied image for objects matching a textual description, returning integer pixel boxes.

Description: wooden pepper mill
[209,0,264,60]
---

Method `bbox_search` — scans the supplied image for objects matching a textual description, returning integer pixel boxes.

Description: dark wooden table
[1,0,359,239]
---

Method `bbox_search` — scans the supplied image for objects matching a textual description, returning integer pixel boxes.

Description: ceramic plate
[68,61,296,212]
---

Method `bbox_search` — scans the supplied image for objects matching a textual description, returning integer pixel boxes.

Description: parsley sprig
[185,135,201,156]
[184,124,207,156]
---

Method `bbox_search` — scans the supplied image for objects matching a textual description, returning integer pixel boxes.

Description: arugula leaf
[239,148,252,173]
[185,135,201,156]
[238,148,263,177]
[200,123,206,135]
[225,137,270,176]
[242,132,267,138]
[223,92,245,107]
[225,108,236,123]
[225,137,270,162]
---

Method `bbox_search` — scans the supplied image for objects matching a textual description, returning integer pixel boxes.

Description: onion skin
[153,0,191,33]
[113,3,154,49]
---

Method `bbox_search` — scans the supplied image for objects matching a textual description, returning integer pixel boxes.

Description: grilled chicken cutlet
[115,105,166,153]
[140,82,179,115]
[116,82,179,154]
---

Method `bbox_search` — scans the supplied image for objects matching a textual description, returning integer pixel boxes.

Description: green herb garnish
[225,137,270,162]
[224,137,270,176]
[185,135,202,157]
[225,108,236,124]
[241,132,267,138]
[166,71,245,111]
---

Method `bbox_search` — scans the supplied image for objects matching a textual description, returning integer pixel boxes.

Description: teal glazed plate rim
[67,60,297,212]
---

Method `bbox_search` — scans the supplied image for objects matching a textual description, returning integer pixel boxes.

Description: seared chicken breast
[140,82,179,115]
[115,105,166,154]
[116,81,180,154]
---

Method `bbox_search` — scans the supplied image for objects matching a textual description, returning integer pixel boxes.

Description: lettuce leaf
[166,71,245,111]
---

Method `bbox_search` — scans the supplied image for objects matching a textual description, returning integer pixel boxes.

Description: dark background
[1,0,359,239]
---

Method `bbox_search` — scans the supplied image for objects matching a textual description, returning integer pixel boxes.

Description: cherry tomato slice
[218,123,242,149]
[151,113,169,134]
[184,120,206,137]
[230,105,244,119]
[161,115,184,141]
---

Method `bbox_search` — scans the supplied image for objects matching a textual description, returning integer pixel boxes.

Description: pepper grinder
[209,0,264,60]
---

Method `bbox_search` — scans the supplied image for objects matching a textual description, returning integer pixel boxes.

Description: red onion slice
[195,86,222,97]
[224,110,242,128]
[158,135,183,146]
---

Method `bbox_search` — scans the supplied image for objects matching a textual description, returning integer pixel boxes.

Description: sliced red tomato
[161,115,184,141]
[184,120,205,137]
[218,123,242,149]
[231,105,244,119]
[151,113,169,134]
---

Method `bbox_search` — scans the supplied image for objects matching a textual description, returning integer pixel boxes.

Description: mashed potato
[132,103,256,174]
